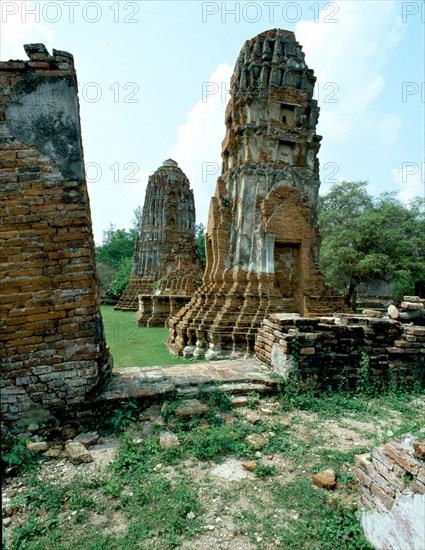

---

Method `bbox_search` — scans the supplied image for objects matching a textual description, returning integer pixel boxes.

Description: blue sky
[1,0,424,244]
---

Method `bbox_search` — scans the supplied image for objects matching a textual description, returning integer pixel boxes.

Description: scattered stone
[222,413,235,425]
[3,517,11,528]
[73,432,99,447]
[159,431,180,449]
[132,438,143,445]
[388,304,399,319]
[140,404,162,420]
[279,418,293,428]
[260,408,273,415]
[231,396,248,408]
[141,422,155,436]
[245,434,269,448]
[255,451,262,458]
[187,511,195,520]
[199,423,211,430]
[244,411,261,424]
[61,426,77,440]
[65,442,94,464]
[242,461,258,472]
[413,441,425,460]
[26,441,48,452]
[27,424,40,434]
[42,448,62,458]
[174,399,208,417]
[312,469,336,489]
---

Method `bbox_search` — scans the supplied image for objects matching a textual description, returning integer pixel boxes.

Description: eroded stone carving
[167,29,345,360]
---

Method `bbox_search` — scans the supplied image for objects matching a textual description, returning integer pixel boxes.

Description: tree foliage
[96,224,137,269]
[319,182,425,308]
[195,223,206,267]
[95,214,139,301]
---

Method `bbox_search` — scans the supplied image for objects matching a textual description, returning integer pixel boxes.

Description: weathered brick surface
[0,44,112,426]
[167,29,346,360]
[255,314,424,386]
[355,435,425,511]
[115,160,203,326]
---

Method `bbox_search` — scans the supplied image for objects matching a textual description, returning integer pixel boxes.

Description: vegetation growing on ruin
[319,182,425,308]
[4,379,423,550]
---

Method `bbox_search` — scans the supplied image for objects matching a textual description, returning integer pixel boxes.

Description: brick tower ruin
[0,44,112,425]
[167,29,345,360]
[116,160,204,327]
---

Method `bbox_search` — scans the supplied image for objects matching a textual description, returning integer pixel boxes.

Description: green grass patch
[100,305,201,368]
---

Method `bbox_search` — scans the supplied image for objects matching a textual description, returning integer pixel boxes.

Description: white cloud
[392,164,425,203]
[1,1,54,60]
[169,63,233,226]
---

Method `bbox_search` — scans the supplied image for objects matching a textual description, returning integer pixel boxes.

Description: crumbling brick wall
[255,313,425,387]
[0,44,112,427]
[355,435,425,511]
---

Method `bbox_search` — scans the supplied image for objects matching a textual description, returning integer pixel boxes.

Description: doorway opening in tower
[274,242,301,298]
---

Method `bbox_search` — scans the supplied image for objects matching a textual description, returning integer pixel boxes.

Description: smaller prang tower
[116,160,203,326]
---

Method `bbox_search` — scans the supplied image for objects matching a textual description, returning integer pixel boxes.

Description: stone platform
[96,358,278,405]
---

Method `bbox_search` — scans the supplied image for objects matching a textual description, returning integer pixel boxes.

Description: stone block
[65,442,93,464]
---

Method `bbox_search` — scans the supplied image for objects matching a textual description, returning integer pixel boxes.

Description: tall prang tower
[115,160,204,326]
[167,29,345,359]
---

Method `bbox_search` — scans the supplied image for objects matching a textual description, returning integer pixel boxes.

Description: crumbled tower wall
[167,29,345,360]
[116,159,203,326]
[355,435,425,511]
[0,44,112,426]
[255,313,425,386]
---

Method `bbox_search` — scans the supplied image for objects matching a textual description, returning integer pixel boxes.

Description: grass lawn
[101,305,199,369]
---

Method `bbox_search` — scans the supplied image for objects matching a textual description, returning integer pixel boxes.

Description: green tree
[95,209,140,301]
[195,223,206,267]
[319,182,425,308]
[96,224,137,268]
[106,257,133,301]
